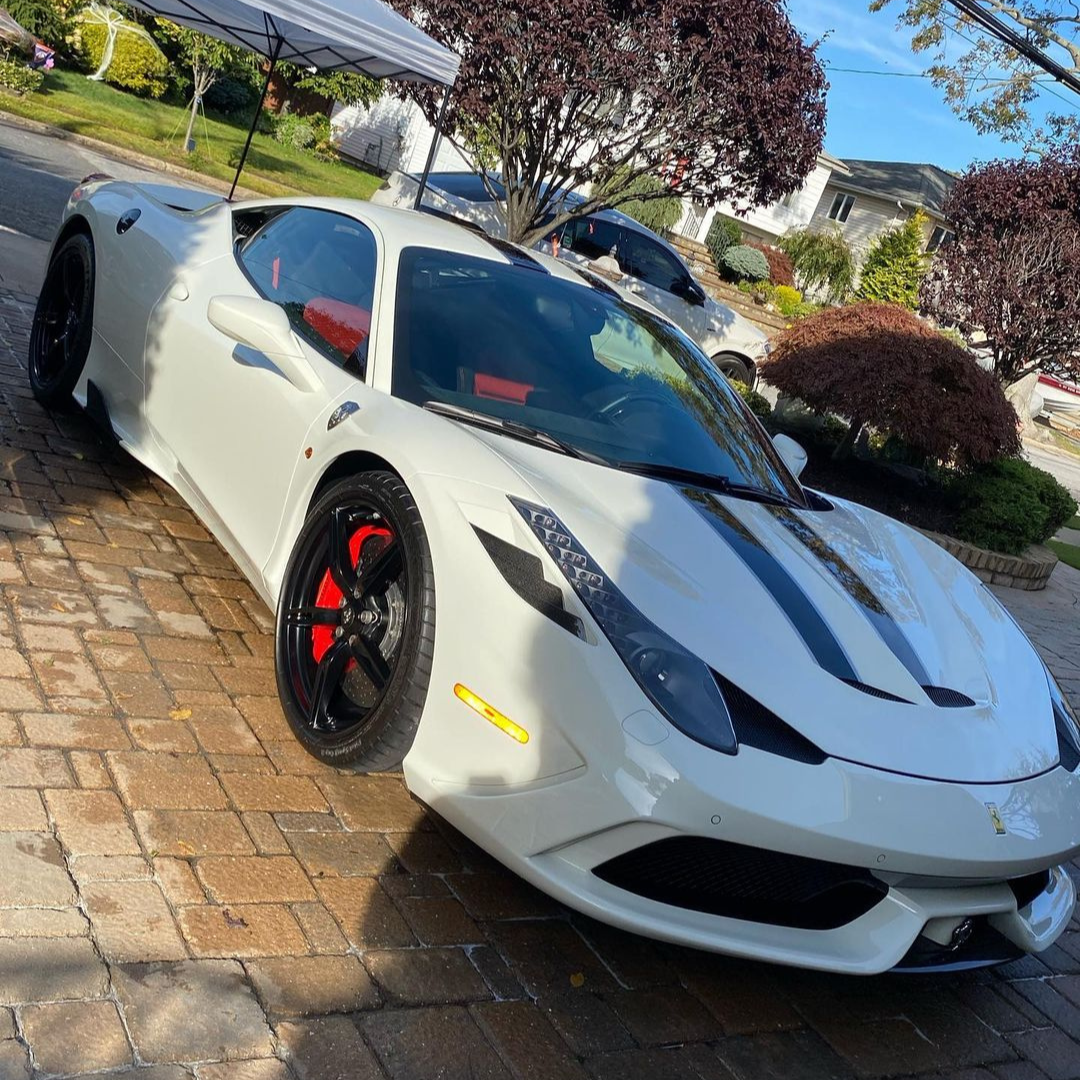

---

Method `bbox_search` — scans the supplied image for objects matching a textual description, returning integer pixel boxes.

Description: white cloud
[789,0,925,73]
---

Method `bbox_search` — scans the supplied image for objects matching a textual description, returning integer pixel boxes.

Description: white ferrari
[29,177,1080,974]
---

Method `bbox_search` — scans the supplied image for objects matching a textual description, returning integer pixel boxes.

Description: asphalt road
[1026,438,1080,504]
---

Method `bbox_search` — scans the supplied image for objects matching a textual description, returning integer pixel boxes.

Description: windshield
[391,247,803,503]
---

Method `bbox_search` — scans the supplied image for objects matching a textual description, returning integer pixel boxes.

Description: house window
[780,190,798,209]
[827,193,855,223]
[926,226,954,253]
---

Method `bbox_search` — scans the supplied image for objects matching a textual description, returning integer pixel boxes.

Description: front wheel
[711,352,752,386]
[275,471,436,770]
[29,232,95,409]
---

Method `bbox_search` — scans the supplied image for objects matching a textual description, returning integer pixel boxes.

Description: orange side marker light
[454,684,529,744]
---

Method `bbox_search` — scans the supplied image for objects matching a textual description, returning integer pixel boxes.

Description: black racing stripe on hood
[769,507,932,688]
[685,490,858,682]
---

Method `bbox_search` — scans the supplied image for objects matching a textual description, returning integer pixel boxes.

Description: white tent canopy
[123,0,459,85]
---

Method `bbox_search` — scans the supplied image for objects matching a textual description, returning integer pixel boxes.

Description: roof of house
[831,160,957,216]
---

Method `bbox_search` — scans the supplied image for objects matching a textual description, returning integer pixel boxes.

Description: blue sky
[787,0,1071,170]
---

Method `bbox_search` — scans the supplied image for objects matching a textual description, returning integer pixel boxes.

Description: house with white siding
[674,151,850,246]
[808,159,956,262]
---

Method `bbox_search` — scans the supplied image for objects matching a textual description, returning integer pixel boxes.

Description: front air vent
[843,679,911,704]
[473,527,583,638]
[922,686,976,708]
[1056,708,1080,772]
[1009,870,1051,911]
[593,837,888,931]
[714,675,826,765]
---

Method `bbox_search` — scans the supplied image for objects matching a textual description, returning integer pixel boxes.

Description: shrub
[773,284,803,317]
[705,215,742,269]
[766,302,1021,466]
[203,75,257,116]
[273,111,315,150]
[721,244,770,283]
[949,457,1078,555]
[0,57,43,93]
[614,171,684,236]
[731,380,772,421]
[6,0,70,50]
[856,210,929,309]
[747,241,795,287]
[778,226,855,303]
[78,21,169,97]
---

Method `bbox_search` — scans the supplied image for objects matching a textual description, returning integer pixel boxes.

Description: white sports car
[30,178,1080,974]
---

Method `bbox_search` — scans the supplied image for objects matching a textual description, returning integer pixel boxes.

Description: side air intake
[922,686,976,708]
[473,527,583,638]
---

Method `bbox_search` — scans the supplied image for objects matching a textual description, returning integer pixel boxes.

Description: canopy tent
[120,0,458,196]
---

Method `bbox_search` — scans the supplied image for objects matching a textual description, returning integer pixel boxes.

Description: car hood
[474,434,1058,784]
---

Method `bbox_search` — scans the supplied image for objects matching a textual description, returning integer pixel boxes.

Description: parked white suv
[373,170,771,386]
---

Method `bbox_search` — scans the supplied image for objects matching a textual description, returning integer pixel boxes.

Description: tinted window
[429,172,506,202]
[559,217,627,266]
[238,207,377,376]
[392,247,802,502]
[624,234,688,293]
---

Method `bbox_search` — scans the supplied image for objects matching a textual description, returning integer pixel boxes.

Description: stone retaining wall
[919,530,1058,590]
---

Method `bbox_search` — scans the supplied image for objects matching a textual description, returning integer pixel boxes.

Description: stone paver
[1,282,1079,1078]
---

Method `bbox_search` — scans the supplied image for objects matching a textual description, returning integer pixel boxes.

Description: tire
[29,232,95,409]
[275,471,436,770]
[711,352,752,386]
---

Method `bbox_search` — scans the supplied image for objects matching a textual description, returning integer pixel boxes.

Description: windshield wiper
[616,461,804,508]
[422,401,608,464]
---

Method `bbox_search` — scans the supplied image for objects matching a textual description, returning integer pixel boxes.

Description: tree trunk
[183,92,199,153]
[832,416,863,461]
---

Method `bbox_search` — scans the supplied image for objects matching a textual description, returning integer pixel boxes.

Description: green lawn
[0,70,382,200]
[1067,515,1080,531]
[1049,539,1080,571]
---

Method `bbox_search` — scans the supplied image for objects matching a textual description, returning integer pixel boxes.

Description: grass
[1066,515,1080,530]
[0,70,383,200]
[1048,539,1080,571]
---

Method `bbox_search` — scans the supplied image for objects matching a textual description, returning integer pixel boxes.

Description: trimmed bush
[78,21,169,98]
[721,244,770,283]
[0,57,43,94]
[766,302,1021,466]
[856,210,929,310]
[747,241,796,287]
[773,284,803,317]
[949,457,1078,555]
[203,75,258,116]
[273,111,315,150]
[732,380,772,421]
[705,215,742,269]
[778,226,854,303]
[615,171,684,235]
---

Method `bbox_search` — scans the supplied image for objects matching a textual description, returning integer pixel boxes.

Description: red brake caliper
[311,524,393,664]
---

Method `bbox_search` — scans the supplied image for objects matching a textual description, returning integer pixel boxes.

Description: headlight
[1046,663,1080,770]
[511,497,737,754]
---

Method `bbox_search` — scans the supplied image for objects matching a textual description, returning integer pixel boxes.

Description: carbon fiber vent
[922,686,976,708]
[714,676,826,765]
[842,679,911,704]
[593,837,888,930]
[1057,712,1080,772]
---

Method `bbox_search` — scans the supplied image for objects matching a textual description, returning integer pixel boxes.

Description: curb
[0,108,263,199]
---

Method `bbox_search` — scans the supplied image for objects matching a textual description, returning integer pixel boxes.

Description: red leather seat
[303,297,371,357]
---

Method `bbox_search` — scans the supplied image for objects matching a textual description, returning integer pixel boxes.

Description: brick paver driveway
[0,285,1078,1080]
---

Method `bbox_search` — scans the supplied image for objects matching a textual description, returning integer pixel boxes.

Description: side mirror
[673,276,706,306]
[773,433,807,478]
[207,295,320,393]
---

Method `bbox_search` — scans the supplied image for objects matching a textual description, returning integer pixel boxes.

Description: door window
[624,234,689,294]
[559,216,626,266]
[237,207,377,377]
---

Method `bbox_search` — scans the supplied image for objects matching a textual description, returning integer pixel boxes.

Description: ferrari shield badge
[985,803,1008,835]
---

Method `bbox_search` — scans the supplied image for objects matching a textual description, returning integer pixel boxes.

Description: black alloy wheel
[276,471,435,769]
[29,232,95,409]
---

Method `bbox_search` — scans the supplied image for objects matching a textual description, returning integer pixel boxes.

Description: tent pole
[229,35,283,201]
[413,85,451,210]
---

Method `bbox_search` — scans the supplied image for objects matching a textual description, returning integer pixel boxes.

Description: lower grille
[1009,870,1051,911]
[593,837,887,931]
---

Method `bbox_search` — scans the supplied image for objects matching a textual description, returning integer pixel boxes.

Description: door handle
[116,209,141,235]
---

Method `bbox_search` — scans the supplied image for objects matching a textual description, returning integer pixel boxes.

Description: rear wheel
[275,471,435,769]
[711,351,752,386]
[29,233,95,409]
